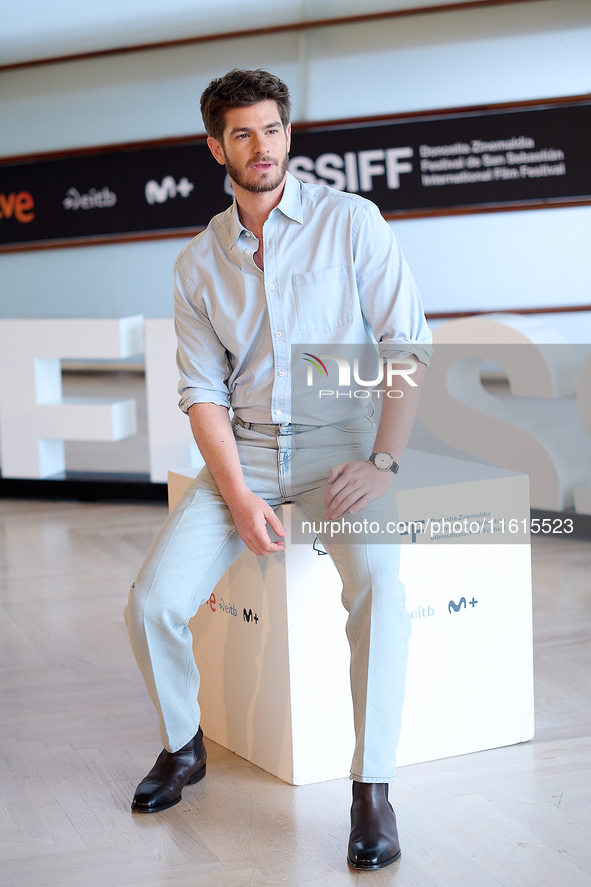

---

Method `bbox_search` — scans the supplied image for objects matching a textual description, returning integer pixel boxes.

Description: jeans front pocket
[330,409,377,434]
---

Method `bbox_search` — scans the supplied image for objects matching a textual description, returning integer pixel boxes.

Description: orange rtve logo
[0,192,35,223]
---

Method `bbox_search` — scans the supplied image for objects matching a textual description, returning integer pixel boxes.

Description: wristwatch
[368,452,400,473]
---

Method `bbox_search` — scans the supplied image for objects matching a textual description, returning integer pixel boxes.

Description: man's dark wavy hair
[200,69,292,142]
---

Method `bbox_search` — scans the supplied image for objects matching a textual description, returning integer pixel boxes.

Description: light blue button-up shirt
[175,171,432,424]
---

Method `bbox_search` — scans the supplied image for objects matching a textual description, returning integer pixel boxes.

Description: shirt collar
[276,171,304,224]
[228,171,303,251]
[228,203,245,251]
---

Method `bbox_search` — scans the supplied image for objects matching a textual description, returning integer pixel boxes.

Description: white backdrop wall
[1,0,590,319]
[3,0,517,68]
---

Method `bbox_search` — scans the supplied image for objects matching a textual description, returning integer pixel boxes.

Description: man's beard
[225,151,289,193]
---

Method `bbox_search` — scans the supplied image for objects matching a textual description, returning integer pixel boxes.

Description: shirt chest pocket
[292,265,354,332]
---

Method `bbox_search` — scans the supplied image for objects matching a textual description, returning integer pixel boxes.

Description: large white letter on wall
[145,318,202,483]
[574,352,591,515]
[418,314,591,511]
[0,316,143,478]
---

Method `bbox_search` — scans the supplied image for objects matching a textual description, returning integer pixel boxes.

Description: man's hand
[322,359,426,521]
[324,460,394,521]
[187,403,285,556]
[227,488,286,556]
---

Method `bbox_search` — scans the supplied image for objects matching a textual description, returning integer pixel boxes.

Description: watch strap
[368,452,400,474]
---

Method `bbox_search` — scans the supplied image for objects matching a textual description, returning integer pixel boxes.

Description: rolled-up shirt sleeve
[174,256,232,414]
[354,203,433,367]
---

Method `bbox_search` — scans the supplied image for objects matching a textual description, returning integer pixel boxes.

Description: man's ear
[207,136,226,166]
[286,123,292,153]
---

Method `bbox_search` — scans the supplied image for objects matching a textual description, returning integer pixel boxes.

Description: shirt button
[243,249,250,256]
[275,409,282,416]
[278,370,285,377]
[269,284,275,291]
[275,330,282,337]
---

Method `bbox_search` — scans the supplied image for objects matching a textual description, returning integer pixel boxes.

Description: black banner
[1,98,589,251]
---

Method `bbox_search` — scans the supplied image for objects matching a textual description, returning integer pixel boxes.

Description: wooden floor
[0,498,590,887]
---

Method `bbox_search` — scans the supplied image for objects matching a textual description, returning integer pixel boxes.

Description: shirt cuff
[379,341,434,368]
[178,390,231,414]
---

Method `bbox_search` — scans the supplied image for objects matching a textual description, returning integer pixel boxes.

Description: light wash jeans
[125,413,411,782]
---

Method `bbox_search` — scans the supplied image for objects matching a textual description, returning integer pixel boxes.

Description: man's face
[207,99,291,194]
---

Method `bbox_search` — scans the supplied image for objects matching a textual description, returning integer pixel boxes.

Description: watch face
[374,452,393,470]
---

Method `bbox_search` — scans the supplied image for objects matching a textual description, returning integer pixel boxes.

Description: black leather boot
[131,727,206,813]
[347,781,401,870]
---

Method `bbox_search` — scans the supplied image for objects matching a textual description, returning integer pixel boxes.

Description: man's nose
[253,133,268,155]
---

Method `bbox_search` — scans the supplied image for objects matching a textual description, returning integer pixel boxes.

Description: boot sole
[347,848,401,870]
[131,763,206,813]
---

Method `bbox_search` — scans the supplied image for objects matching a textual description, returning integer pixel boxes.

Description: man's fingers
[324,460,394,519]
[326,489,364,520]
[265,507,287,538]
[324,465,352,509]
[324,463,364,512]
[325,475,365,518]
[327,463,347,484]
[243,531,285,556]
[229,491,286,556]
[246,538,286,556]
[244,514,286,556]
[347,492,374,515]
[255,527,286,554]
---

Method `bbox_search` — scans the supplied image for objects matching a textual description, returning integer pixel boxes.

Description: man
[125,68,432,870]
